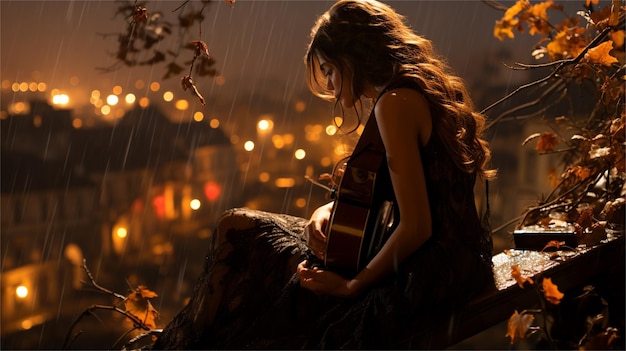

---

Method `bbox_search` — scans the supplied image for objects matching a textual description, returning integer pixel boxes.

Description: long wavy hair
[305,0,495,178]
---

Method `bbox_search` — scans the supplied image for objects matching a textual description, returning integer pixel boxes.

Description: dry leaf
[192,40,210,59]
[511,264,534,288]
[571,165,592,181]
[133,5,148,24]
[521,0,555,36]
[536,132,559,153]
[585,41,619,66]
[505,310,535,344]
[610,30,625,49]
[124,285,159,329]
[541,240,566,251]
[542,277,564,305]
[181,76,206,105]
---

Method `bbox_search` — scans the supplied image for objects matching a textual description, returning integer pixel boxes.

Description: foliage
[505,262,621,349]
[97,0,233,105]
[488,0,624,348]
[62,260,162,350]
[486,0,625,245]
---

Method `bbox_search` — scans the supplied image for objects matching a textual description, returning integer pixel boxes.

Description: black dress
[153,83,494,350]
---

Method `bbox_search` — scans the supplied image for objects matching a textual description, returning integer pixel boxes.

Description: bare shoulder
[374,87,432,145]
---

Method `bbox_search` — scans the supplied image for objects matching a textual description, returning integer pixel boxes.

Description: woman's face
[317,54,355,108]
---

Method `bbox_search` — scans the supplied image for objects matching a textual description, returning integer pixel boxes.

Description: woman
[154,0,495,348]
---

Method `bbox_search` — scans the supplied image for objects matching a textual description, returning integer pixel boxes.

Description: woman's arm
[305,201,334,259]
[298,88,433,297]
[348,88,433,295]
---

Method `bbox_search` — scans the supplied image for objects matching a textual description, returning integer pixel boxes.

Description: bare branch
[80,258,126,300]
[481,25,614,116]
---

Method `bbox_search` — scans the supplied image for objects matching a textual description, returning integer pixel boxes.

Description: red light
[204,182,221,202]
[152,195,166,218]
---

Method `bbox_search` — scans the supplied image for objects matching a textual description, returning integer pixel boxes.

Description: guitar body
[324,144,394,277]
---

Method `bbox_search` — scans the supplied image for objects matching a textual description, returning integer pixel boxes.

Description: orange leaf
[536,132,558,153]
[124,285,160,329]
[610,30,625,49]
[542,277,564,305]
[505,310,535,344]
[493,0,530,40]
[571,165,592,181]
[609,0,621,27]
[494,18,519,40]
[522,0,555,36]
[585,41,619,66]
[137,285,158,299]
[511,264,534,288]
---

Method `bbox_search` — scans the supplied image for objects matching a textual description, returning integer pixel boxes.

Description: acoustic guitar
[323,115,395,277]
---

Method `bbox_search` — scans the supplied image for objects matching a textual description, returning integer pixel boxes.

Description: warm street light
[15,285,28,299]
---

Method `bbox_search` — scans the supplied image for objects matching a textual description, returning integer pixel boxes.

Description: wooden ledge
[406,233,624,349]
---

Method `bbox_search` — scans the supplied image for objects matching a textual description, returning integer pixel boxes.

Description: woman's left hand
[297,260,358,297]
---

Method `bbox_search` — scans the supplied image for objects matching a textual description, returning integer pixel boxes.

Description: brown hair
[305,0,495,178]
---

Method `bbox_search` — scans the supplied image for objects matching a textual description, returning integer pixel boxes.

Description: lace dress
[153,88,494,350]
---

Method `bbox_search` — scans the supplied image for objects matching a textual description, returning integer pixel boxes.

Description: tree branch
[481,24,614,117]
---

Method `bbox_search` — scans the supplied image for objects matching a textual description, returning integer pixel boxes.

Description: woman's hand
[297,260,359,297]
[305,202,333,259]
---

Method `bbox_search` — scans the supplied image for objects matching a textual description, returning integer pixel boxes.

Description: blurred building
[1,100,239,336]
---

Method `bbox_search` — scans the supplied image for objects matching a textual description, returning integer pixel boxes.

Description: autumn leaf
[610,30,625,49]
[536,132,558,153]
[181,75,206,105]
[571,165,592,181]
[511,264,534,288]
[542,277,564,305]
[133,5,148,24]
[504,0,530,21]
[585,41,619,66]
[576,208,594,229]
[494,18,520,40]
[546,27,587,60]
[520,0,556,36]
[124,285,159,329]
[541,240,566,251]
[191,40,210,59]
[493,0,529,40]
[609,0,621,27]
[505,310,535,344]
